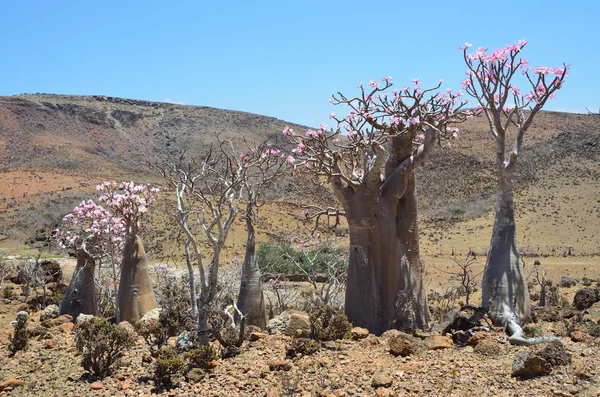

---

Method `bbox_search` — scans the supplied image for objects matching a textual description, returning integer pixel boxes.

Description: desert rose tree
[284,78,467,334]
[460,41,568,344]
[97,181,160,323]
[54,200,125,320]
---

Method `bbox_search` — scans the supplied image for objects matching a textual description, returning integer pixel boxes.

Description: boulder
[536,341,571,367]
[176,331,193,350]
[511,352,552,378]
[117,321,138,338]
[583,301,600,323]
[39,304,60,322]
[266,310,310,337]
[371,371,393,388]
[573,287,599,310]
[427,335,454,350]
[473,339,503,356]
[350,327,369,340]
[139,307,161,324]
[76,313,95,325]
[387,333,418,357]
[558,276,578,288]
[41,314,72,328]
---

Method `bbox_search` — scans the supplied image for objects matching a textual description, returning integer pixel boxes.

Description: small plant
[185,344,218,370]
[75,317,136,378]
[154,346,186,386]
[285,338,320,359]
[9,311,29,356]
[307,296,352,341]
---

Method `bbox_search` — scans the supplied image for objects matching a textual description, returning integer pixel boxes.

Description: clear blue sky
[1,1,597,128]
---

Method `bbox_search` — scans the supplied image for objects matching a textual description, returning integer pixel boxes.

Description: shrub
[8,311,29,355]
[185,344,218,370]
[75,317,136,378]
[154,346,186,386]
[307,296,351,341]
[285,338,320,359]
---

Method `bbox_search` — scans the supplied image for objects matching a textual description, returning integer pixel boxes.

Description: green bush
[307,297,352,341]
[9,311,29,356]
[75,317,136,378]
[185,344,218,370]
[257,242,347,276]
[154,346,186,386]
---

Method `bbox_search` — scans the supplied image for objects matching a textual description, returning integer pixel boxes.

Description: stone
[351,327,369,340]
[428,335,454,350]
[536,341,572,367]
[573,287,599,310]
[139,307,161,324]
[558,276,578,288]
[249,331,269,341]
[117,321,138,338]
[0,378,25,391]
[76,313,94,325]
[121,381,131,390]
[375,388,394,397]
[570,329,587,343]
[371,371,393,388]
[473,339,503,356]
[266,310,310,337]
[41,313,72,328]
[90,381,103,390]
[58,322,75,334]
[187,367,205,383]
[269,360,292,371]
[583,301,600,323]
[388,333,418,357]
[39,304,60,322]
[176,331,193,350]
[511,352,552,378]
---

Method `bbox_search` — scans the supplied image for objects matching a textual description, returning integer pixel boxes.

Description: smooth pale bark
[59,249,98,319]
[117,235,157,323]
[236,200,267,329]
[341,135,430,335]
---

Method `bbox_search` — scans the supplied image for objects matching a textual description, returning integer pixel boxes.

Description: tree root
[500,312,564,346]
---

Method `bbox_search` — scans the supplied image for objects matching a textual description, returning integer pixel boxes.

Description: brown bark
[117,235,157,323]
[59,249,98,319]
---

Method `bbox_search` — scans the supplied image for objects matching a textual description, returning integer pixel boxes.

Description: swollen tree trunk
[342,135,430,335]
[482,170,530,323]
[60,249,98,319]
[117,235,157,323]
[236,200,266,329]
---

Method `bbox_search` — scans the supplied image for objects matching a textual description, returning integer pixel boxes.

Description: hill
[0,94,598,281]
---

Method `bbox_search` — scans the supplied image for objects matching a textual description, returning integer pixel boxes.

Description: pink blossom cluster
[52,199,126,258]
[96,181,160,229]
[460,40,569,109]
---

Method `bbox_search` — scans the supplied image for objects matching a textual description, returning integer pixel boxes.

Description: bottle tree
[460,40,568,344]
[284,78,467,334]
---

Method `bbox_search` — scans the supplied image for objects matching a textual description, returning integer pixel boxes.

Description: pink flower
[283,126,292,136]
[332,138,340,144]
[382,76,392,83]
[411,78,421,84]
[369,80,379,88]
[329,112,335,119]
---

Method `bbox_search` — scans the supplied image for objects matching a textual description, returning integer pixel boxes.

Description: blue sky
[1,1,597,128]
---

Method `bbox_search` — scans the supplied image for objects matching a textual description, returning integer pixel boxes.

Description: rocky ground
[0,289,599,397]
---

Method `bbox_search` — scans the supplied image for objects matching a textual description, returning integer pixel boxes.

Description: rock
[76,313,95,325]
[176,331,193,350]
[139,307,161,324]
[583,301,600,323]
[269,360,292,371]
[0,378,25,391]
[558,276,578,288]
[16,303,29,312]
[375,387,394,397]
[249,331,269,341]
[90,381,103,390]
[371,371,393,388]
[536,341,572,367]
[42,314,72,328]
[428,335,454,350]
[117,321,138,338]
[121,381,131,390]
[570,329,588,343]
[187,367,205,383]
[351,327,369,340]
[388,333,418,357]
[511,352,552,378]
[266,310,310,337]
[39,304,60,322]
[573,288,600,310]
[142,353,153,363]
[442,307,488,334]
[58,322,75,334]
[473,339,503,356]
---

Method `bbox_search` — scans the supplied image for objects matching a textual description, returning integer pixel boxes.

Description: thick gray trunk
[117,235,158,323]
[59,249,98,319]
[482,171,530,325]
[236,202,266,329]
[184,239,199,318]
